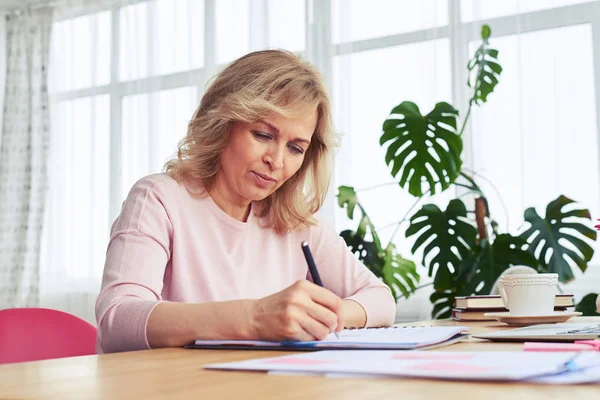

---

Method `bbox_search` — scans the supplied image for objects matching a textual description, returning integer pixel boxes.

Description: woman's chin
[245,187,274,202]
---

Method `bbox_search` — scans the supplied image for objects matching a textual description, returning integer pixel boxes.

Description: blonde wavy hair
[165,50,339,233]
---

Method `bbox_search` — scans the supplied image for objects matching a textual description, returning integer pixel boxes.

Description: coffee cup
[497,273,559,316]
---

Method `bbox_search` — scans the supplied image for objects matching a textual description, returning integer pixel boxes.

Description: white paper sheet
[205,350,600,382]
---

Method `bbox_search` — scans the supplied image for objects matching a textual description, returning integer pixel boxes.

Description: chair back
[0,307,96,364]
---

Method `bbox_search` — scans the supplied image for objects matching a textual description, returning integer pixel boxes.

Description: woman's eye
[289,145,304,155]
[252,131,272,140]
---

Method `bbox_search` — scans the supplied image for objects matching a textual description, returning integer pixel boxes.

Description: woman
[95,50,396,354]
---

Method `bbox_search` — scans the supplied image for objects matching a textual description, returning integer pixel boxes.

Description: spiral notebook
[185,326,469,351]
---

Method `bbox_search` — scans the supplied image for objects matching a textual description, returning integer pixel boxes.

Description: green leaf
[430,290,455,320]
[467,33,502,104]
[340,230,383,277]
[337,186,358,219]
[519,195,597,283]
[382,243,420,300]
[356,215,369,238]
[575,293,600,316]
[429,283,472,319]
[481,24,491,40]
[406,199,477,281]
[340,231,419,301]
[459,235,539,295]
[380,102,462,197]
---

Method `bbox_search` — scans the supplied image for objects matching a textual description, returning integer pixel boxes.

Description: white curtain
[0,7,53,309]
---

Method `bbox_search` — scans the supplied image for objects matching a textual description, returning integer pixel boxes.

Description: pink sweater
[95,173,396,353]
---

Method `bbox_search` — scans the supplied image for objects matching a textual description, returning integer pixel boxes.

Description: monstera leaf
[337,186,382,250]
[340,231,419,300]
[337,186,359,219]
[380,102,461,197]
[575,293,600,316]
[520,195,596,282]
[340,229,383,277]
[468,25,502,104]
[458,234,538,296]
[430,278,473,320]
[406,199,477,284]
[382,243,420,299]
[428,234,536,319]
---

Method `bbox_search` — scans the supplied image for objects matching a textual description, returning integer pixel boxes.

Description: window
[42,95,110,283]
[49,11,110,92]
[121,86,198,196]
[43,0,600,321]
[469,24,599,235]
[328,0,600,319]
[332,39,453,254]
[331,0,447,44]
[43,0,308,301]
[461,0,595,22]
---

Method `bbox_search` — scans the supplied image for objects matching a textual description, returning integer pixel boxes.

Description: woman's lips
[252,171,276,188]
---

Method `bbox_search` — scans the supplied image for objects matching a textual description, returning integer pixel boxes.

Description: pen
[561,352,583,373]
[301,241,340,339]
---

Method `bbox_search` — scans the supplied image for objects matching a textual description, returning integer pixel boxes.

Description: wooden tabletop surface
[1,317,599,399]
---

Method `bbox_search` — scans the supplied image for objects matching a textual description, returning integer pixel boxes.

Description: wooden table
[2,317,600,399]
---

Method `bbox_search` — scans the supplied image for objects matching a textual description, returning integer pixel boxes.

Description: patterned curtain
[0,8,53,308]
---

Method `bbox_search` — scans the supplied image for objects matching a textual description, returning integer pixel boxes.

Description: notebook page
[313,326,468,348]
[192,326,468,349]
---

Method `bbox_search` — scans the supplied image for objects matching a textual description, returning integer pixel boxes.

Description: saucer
[483,311,582,326]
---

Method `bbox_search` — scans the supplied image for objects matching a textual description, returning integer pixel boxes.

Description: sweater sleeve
[309,218,396,327]
[95,176,173,353]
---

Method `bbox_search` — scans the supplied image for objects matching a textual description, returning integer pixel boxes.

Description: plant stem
[356,181,398,193]
[357,204,382,251]
[459,100,473,137]
[459,171,481,192]
[395,282,434,300]
[376,219,407,232]
[461,168,510,230]
[388,189,431,245]
[453,181,482,195]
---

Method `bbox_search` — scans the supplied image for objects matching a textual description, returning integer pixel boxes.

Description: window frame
[49,0,600,258]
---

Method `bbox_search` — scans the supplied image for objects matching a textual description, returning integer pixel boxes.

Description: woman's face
[216,108,318,205]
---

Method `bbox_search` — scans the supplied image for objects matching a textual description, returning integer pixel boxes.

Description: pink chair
[0,307,97,364]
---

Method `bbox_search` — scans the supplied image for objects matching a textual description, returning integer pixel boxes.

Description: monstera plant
[337,25,599,319]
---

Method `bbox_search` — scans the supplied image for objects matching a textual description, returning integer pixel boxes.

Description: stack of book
[451,294,575,321]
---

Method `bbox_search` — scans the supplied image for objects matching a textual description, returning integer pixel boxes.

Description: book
[454,294,574,309]
[186,326,469,351]
[452,306,569,321]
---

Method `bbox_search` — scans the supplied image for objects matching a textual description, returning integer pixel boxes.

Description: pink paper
[523,342,597,352]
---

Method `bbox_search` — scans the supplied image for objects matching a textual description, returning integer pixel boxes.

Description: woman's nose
[264,147,284,170]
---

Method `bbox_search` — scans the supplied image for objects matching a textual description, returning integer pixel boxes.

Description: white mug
[497,273,559,316]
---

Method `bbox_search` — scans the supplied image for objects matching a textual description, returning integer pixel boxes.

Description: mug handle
[497,279,509,309]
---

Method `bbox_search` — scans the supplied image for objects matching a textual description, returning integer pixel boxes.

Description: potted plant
[337,25,599,318]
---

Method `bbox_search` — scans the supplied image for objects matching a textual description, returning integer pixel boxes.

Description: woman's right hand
[250,280,342,341]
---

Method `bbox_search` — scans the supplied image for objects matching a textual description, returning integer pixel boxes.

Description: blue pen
[301,241,340,339]
[561,352,583,373]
